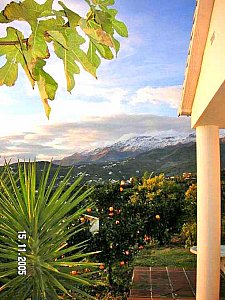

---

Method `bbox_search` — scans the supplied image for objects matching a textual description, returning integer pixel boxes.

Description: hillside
[8,140,225,183]
[54,134,196,166]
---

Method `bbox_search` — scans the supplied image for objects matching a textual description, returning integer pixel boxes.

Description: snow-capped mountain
[110,133,196,152]
[54,133,196,166]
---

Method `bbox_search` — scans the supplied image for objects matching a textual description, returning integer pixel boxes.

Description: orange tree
[78,175,195,297]
[130,174,186,245]
[180,183,197,247]
[88,183,147,295]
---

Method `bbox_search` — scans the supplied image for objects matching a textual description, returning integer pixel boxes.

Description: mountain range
[54,133,196,166]
[10,134,225,183]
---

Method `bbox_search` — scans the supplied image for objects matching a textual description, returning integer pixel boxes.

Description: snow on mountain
[55,133,196,166]
[109,133,196,153]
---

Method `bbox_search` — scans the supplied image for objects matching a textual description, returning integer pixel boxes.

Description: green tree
[0,162,102,299]
[134,174,185,245]
[180,183,197,247]
[184,183,197,221]
[0,0,128,118]
[89,183,145,295]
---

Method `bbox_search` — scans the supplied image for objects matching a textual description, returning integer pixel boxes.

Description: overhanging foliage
[0,0,128,118]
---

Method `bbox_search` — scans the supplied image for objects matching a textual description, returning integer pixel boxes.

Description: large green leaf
[0,0,128,118]
[112,19,128,37]
[87,41,101,68]
[81,19,114,48]
[59,1,81,28]
[0,27,23,86]
[54,28,97,92]
[0,11,11,23]
[3,0,53,27]
[33,59,58,119]
[0,59,18,86]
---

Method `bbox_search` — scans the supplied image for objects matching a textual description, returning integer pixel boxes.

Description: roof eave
[178,0,215,116]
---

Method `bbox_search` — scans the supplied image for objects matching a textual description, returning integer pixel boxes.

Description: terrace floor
[128,267,225,300]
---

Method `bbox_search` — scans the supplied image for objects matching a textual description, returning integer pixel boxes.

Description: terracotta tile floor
[128,267,225,300]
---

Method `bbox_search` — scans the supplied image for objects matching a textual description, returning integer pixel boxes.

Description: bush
[88,183,146,295]
[179,183,197,248]
[180,222,197,248]
[0,162,101,300]
[132,174,186,245]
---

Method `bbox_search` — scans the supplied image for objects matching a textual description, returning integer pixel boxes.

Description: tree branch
[0,39,28,45]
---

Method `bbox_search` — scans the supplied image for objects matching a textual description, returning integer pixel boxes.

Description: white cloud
[0,114,192,164]
[131,85,182,109]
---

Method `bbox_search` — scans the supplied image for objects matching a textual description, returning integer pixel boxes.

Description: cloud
[131,85,182,109]
[0,114,192,164]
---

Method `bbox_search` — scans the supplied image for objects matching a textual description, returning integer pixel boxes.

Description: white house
[178,0,225,298]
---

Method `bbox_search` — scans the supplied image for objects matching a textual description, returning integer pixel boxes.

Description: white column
[196,125,221,300]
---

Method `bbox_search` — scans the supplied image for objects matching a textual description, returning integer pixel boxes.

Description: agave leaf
[47,274,72,297]
[0,162,99,298]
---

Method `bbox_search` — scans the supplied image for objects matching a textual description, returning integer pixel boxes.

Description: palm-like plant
[0,162,101,299]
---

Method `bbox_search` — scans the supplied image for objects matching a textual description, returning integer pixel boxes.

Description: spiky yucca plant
[0,162,101,299]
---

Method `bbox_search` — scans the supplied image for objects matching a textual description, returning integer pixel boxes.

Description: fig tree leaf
[3,0,54,27]
[67,29,97,78]
[0,11,11,23]
[53,28,97,92]
[28,22,50,61]
[0,0,128,118]
[93,41,113,60]
[112,37,120,55]
[82,27,114,48]
[0,60,18,86]
[108,9,118,17]
[53,38,80,93]
[47,31,67,49]
[100,0,115,7]
[33,59,58,119]
[87,41,101,68]
[28,17,65,73]
[58,1,81,28]
[112,19,128,37]
[95,11,111,24]
[0,28,23,86]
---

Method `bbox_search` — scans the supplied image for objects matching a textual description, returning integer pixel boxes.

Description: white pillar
[196,125,221,300]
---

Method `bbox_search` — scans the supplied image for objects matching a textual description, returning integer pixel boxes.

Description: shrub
[179,183,197,247]
[184,183,197,222]
[89,183,145,294]
[0,162,101,300]
[180,222,197,247]
[133,174,185,245]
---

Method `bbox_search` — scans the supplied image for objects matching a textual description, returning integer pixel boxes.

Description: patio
[128,267,225,299]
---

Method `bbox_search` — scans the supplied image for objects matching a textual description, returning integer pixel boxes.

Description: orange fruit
[109,206,114,212]
[155,214,160,220]
[86,208,92,213]
[120,180,126,186]
[84,268,90,273]
[120,261,125,266]
[99,264,105,270]
[71,270,78,275]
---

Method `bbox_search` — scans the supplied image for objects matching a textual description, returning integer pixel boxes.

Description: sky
[0,0,196,162]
